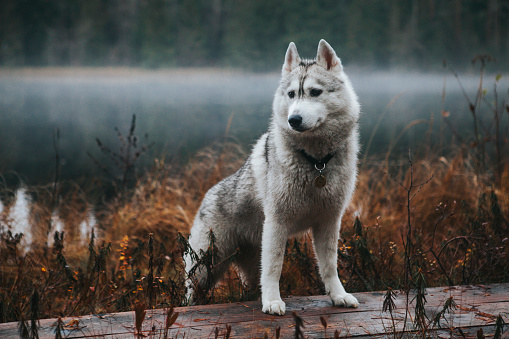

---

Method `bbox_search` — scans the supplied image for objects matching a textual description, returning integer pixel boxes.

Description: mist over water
[1,69,507,245]
[0,69,507,188]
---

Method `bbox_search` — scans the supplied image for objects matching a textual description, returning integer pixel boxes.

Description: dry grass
[3,139,507,326]
[1,67,508,338]
[0,138,509,330]
[345,151,509,289]
[101,142,246,247]
[0,140,506,339]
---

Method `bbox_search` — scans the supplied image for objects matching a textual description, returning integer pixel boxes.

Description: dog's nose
[288,115,302,128]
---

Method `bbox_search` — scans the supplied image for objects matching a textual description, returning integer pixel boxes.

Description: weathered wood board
[1,283,508,338]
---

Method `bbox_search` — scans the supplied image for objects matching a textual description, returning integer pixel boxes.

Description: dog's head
[273,40,360,137]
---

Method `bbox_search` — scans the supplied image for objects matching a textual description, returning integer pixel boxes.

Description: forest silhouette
[1,0,507,70]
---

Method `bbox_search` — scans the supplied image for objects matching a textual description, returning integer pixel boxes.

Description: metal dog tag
[314,175,327,188]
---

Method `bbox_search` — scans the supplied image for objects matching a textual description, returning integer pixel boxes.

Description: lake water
[0,68,506,188]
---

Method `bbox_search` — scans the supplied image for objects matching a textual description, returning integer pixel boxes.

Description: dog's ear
[282,42,301,76]
[316,39,342,72]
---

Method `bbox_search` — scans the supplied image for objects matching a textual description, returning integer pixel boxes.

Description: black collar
[298,149,335,169]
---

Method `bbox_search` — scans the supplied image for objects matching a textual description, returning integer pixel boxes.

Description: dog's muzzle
[288,114,304,131]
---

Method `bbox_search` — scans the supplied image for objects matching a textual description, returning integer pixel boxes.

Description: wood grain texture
[1,283,508,338]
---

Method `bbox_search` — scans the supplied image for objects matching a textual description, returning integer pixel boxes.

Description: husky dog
[185,40,360,315]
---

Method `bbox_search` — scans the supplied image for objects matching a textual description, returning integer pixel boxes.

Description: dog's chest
[266,160,352,222]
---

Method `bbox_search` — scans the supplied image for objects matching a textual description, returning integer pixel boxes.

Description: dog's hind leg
[312,222,359,308]
[235,244,261,296]
[185,249,232,305]
[184,227,233,305]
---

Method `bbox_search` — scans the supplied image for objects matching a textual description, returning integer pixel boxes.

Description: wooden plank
[0,284,508,338]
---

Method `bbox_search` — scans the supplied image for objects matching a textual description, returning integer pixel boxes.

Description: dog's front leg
[260,217,287,315]
[312,224,359,308]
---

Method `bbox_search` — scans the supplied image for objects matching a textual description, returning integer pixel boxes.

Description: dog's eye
[310,89,323,97]
[288,90,295,99]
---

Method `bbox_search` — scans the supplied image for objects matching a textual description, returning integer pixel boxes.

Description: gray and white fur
[185,40,360,315]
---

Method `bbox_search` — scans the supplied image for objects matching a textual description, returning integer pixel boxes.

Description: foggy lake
[0,69,506,187]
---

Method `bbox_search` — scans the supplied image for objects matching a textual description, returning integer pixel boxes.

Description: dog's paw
[262,299,286,315]
[331,293,359,308]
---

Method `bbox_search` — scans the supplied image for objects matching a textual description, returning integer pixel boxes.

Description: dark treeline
[0,0,508,71]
